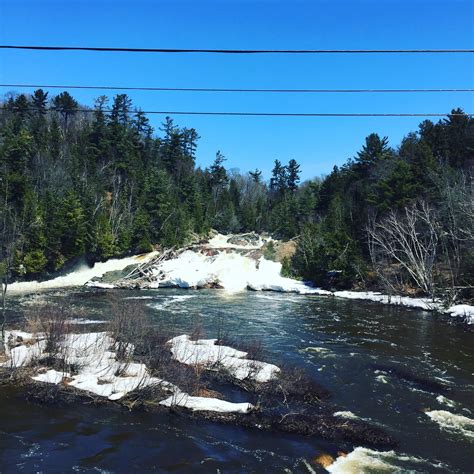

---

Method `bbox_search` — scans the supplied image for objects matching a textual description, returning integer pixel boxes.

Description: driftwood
[112,248,176,288]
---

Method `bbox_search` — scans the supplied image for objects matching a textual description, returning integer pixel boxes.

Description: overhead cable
[1,83,473,94]
[2,107,472,117]
[1,45,473,54]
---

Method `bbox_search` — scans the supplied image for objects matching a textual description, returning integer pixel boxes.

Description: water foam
[327,447,444,473]
[425,410,474,440]
[146,250,320,294]
[8,253,157,294]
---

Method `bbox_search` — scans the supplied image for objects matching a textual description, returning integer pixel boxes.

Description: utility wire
[1,83,473,94]
[1,45,474,54]
[3,108,473,117]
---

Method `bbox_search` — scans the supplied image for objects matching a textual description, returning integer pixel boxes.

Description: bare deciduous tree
[367,201,439,297]
[0,208,23,353]
[433,170,474,294]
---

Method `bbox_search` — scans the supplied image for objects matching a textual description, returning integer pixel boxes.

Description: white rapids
[326,447,446,473]
[8,253,157,294]
[425,410,474,440]
[146,250,321,294]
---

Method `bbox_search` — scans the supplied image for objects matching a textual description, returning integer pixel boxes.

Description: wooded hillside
[1,91,472,299]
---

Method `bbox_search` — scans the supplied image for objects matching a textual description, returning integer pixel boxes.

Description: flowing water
[1,288,473,473]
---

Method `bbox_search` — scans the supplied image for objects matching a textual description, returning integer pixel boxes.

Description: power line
[1,83,473,94]
[1,45,474,54]
[3,108,472,117]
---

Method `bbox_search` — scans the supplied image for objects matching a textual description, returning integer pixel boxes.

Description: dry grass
[275,240,297,262]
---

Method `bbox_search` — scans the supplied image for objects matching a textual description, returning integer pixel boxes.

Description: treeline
[0,91,309,279]
[291,111,473,298]
[0,90,472,299]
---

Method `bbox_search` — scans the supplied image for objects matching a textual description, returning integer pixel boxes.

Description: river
[1,287,473,472]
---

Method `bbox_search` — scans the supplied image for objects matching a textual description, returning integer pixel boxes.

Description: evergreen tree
[286,159,301,192]
[249,169,262,183]
[52,91,78,129]
[355,133,392,176]
[32,89,48,115]
[270,159,287,193]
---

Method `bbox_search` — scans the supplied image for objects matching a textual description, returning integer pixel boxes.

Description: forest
[0,90,472,301]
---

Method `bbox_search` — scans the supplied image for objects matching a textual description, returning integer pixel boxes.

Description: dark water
[1,289,473,473]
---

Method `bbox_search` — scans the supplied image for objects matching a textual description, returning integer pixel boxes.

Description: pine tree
[286,159,301,192]
[249,169,262,183]
[32,89,48,115]
[52,91,78,129]
[355,133,392,176]
[270,159,287,193]
[209,151,228,187]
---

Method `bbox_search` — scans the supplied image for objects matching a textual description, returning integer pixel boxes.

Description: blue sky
[0,0,473,180]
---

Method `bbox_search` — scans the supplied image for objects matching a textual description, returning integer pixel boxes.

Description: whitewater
[7,252,157,294]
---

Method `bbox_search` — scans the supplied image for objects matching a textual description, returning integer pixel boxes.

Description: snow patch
[333,291,438,311]
[159,393,253,413]
[168,334,280,383]
[446,305,474,324]
[32,369,70,384]
[333,291,474,324]
[1,330,255,414]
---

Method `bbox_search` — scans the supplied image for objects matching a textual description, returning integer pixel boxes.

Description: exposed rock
[227,232,261,246]
[313,453,335,469]
[199,281,224,289]
[93,264,138,284]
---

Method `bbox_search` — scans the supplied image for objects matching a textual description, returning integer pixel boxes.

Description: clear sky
[0,0,473,180]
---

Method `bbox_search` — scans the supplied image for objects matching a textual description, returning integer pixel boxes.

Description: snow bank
[333,291,438,310]
[2,331,161,400]
[425,410,474,440]
[333,291,474,324]
[326,447,444,473]
[159,393,253,413]
[32,369,70,384]
[168,334,280,383]
[8,252,157,294]
[446,305,474,325]
[1,330,255,414]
